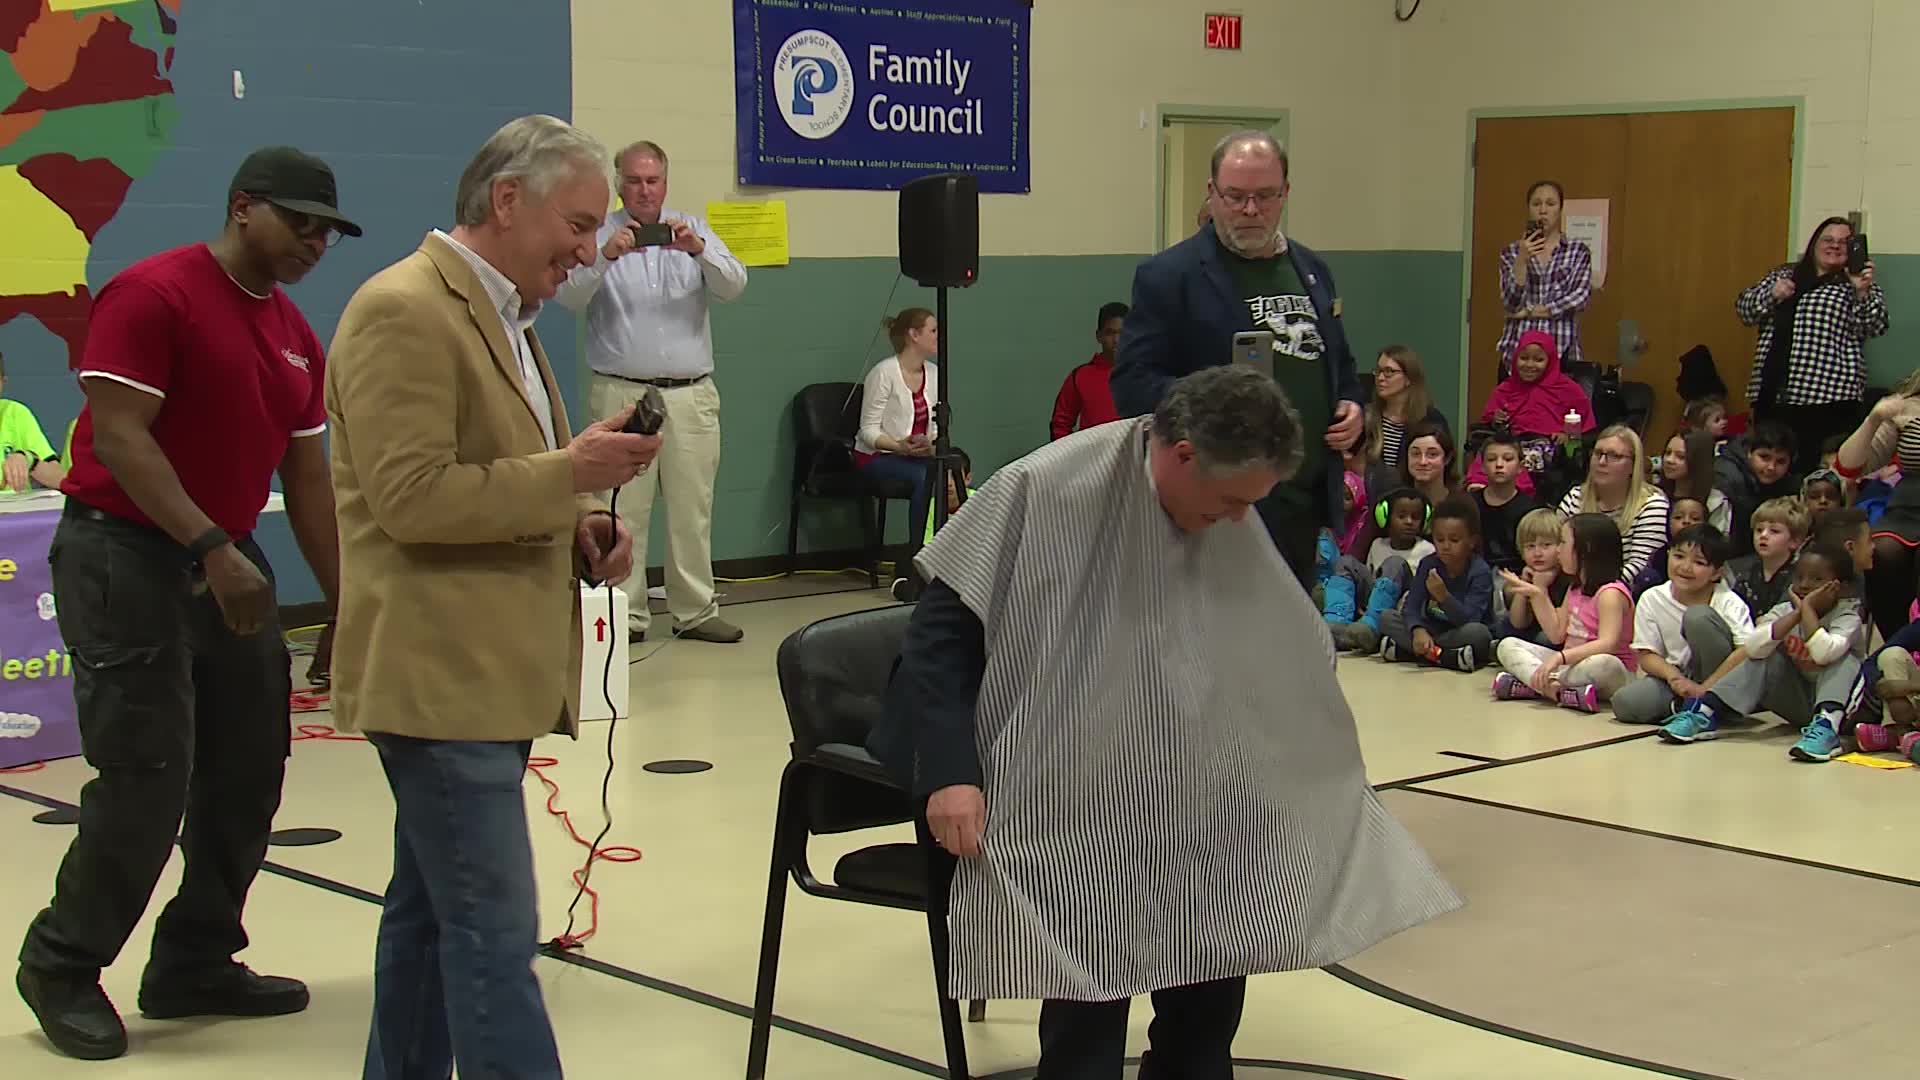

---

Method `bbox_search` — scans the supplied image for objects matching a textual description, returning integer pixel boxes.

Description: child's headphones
[1374,487,1434,530]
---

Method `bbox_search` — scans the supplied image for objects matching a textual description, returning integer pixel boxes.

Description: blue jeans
[859,452,934,546]
[362,735,559,1080]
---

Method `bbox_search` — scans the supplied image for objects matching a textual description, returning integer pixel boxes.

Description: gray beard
[1215,219,1285,259]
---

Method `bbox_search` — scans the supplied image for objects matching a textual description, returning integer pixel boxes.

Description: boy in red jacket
[1050,302,1128,439]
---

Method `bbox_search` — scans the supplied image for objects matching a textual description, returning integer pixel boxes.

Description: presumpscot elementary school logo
[774,29,855,140]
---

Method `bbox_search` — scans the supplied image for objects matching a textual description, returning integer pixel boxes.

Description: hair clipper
[625,386,667,435]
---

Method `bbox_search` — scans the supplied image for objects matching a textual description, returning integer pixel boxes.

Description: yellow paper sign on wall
[705,201,789,268]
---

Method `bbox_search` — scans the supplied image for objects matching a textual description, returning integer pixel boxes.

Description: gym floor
[1,586,1913,1079]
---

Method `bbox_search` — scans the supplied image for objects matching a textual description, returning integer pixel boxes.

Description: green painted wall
[654,249,1468,564]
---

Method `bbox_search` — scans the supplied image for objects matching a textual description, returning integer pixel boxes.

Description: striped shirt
[1377,417,1407,472]
[1557,484,1671,582]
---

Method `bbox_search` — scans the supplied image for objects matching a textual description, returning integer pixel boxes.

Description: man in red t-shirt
[16,147,359,1062]
[1050,302,1128,440]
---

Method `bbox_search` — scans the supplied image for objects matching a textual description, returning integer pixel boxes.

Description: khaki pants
[590,374,721,634]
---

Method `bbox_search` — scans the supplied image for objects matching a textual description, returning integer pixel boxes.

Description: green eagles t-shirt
[1224,250,1331,498]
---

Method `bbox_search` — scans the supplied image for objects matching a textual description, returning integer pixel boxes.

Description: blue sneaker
[1788,720,1842,762]
[1658,708,1718,743]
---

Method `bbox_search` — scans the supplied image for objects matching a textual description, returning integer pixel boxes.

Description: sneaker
[1789,721,1843,763]
[1658,708,1719,743]
[1443,644,1478,672]
[137,962,308,1021]
[1491,672,1539,700]
[1556,684,1600,713]
[1902,731,1920,761]
[16,965,127,1060]
[1853,722,1896,753]
[1379,638,1400,663]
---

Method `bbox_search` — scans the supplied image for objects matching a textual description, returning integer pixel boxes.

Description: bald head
[1210,130,1288,183]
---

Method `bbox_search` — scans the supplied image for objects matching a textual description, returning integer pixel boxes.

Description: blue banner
[733,0,1031,193]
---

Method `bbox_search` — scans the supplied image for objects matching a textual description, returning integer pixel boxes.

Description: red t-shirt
[1050,353,1120,440]
[62,244,327,537]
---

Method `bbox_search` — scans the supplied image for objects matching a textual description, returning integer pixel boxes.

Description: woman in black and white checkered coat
[1737,216,1889,465]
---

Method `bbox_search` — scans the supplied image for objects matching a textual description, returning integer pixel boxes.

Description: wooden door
[1468,115,1630,419]
[1613,109,1795,439]
[1467,108,1794,440]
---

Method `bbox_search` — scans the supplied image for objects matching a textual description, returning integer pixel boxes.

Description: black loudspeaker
[899,173,979,288]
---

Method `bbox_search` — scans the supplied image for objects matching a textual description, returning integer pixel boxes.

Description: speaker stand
[894,285,966,605]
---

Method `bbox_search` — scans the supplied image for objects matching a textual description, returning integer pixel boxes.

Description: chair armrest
[805,742,901,791]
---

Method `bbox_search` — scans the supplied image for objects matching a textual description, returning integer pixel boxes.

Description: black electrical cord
[1395,0,1421,22]
[555,483,625,947]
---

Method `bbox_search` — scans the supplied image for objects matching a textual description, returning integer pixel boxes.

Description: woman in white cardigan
[856,307,940,542]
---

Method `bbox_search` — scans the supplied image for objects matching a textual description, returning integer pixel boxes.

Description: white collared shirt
[553,207,748,381]
[433,229,556,450]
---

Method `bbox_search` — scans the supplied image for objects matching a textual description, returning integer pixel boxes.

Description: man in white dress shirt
[557,140,748,643]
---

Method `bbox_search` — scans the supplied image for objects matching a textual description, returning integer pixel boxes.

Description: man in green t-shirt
[0,351,68,495]
[1112,131,1368,587]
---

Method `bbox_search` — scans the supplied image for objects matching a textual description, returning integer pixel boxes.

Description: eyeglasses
[1213,188,1285,211]
[1374,366,1404,379]
[266,202,345,248]
[1593,449,1633,464]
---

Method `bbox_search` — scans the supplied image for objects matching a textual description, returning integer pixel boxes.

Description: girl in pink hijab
[1466,330,1595,493]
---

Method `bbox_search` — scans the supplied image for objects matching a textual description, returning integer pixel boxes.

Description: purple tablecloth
[0,502,80,769]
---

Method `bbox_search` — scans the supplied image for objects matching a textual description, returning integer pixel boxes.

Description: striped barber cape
[914,419,1462,1002]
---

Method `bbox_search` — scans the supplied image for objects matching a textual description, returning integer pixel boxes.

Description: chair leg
[786,493,802,576]
[746,770,803,1080]
[918,818,971,1079]
[968,999,986,1023]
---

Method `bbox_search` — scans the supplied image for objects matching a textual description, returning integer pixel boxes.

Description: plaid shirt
[1737,267,1888,406]
[1497,238,1593,367]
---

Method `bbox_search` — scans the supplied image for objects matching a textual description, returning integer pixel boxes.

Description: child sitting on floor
[1724,496,1807,621]
[1473,430,1536,574]
[1801,468,1846,523]
[1612,525,1755,725]
[1657,541,1867,761]
[1379,496,1494,671]
[1494,507,1569,646]
[1325,489,1434,653]
[1493,513,1637,713]
[1628,496,1709,599]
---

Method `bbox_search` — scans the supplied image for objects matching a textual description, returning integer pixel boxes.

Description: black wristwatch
[187,526,232,561]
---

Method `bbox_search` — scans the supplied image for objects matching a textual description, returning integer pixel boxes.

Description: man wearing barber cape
[872,366,1460,1079]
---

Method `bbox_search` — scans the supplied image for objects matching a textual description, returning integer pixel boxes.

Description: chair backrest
[775,605,916,834]
[793,382,861,448]
[791,382,863,491]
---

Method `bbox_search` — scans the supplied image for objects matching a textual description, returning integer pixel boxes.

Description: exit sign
[1205,13,1242,50]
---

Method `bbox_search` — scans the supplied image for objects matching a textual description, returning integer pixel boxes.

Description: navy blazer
[1111,227,1365,528]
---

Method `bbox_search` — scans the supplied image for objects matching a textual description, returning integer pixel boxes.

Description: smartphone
[1524,218,1544,238]
[1231,331,1275,378]
[1848,233,1869,275]
[629,222,674,247]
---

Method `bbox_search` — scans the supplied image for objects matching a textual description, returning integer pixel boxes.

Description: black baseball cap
[228,146,362,237]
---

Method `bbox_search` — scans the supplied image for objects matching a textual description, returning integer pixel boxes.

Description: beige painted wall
[1398,0,1920,255]
[570,0,1403,259]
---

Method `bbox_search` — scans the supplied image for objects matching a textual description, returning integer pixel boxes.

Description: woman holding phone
[856,307,942,545]
[1497,180,1594,379]
[1737,216,1888,464]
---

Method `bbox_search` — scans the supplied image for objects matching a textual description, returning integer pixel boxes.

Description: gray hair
[614,140,669,173]
[1209,129,1289,182]
[453,115,610,227]
[1151,365,1304,479]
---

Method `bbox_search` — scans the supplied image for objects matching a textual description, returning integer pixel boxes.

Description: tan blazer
[325,233,601,742]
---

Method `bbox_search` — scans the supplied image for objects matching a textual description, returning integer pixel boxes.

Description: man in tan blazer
[324,115,659,1080]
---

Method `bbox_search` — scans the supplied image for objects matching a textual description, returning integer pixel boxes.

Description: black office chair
[786,382,919,586]
[746,606,977,1080]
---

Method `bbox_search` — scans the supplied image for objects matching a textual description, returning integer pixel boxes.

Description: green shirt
[0,399,57,496]
[1224,250,1331,500]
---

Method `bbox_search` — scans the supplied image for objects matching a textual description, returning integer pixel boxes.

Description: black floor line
[1398,785,1920,891]
[1374,729,1657,790]
[1323,966,1737,1080]
[1435,751,1500,763]
[977,1061,1406,1080]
